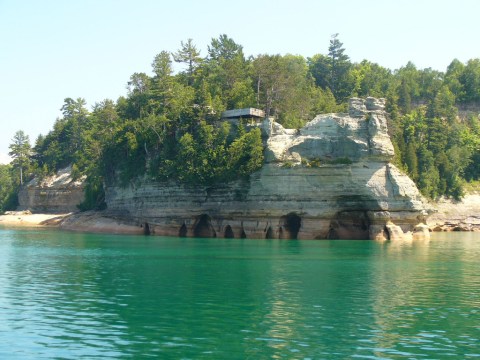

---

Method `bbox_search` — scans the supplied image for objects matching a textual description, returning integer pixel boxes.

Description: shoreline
[0,211,144,235]
[426,193,480,232]
[0,211,70,228]
[1,192,480,236]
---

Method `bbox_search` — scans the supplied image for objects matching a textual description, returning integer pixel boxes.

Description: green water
[0,229,478,359]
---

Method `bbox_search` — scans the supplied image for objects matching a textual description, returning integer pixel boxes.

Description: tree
[8,130,31,185]
[350,60,392,98]
[61,97,88,120]
[152,51,173,80]
[252,54,321,125]
[0,164,17,212]
[308,35,353,102]
[208,34,244,61]
[395,62,420,113]
[404,141,419,181]
[459,58,480,103]
[328,33,352,101]
[204,34,249,108]
[173,38,202,85]
[445,59,465,101]
[427,85,457,122]
[308,53,331,90]
[124,73,151,119]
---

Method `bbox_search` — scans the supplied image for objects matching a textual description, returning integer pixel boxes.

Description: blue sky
[1,0,479,163]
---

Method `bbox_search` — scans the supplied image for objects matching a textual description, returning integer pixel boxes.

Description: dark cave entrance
[281,213,302,239]
[328,211,370,240]
[144,223,151,235]
[179,223,187,237]
[240,229,247,239]
[224,225,234,238]
[193,214,216,238]
[265,226,274,239]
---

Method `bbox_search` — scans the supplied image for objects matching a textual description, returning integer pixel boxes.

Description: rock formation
[18,166,85,213]
[105,97,431,240]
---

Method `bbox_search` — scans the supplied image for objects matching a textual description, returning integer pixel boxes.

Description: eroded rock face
[105,98,431,240]
[18,166,85,213]
[264,97,394,164]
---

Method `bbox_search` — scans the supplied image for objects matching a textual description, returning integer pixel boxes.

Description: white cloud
[0,153,12,165]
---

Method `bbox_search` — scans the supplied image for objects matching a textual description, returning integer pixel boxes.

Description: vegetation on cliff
[4,34,480,212]
[0,165,18,212]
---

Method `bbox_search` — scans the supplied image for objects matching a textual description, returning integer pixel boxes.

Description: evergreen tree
[173,39,202,86]
[328,33,352,101]
[8,130,31,185]
[404,141,418,181]
[0,165,18,212]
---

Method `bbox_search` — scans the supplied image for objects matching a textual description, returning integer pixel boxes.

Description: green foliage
[8,130,32,185]
[328,157,353,165]
[281,161,295,168]
[174,123,263,185]
[173,39,202,86]
[227,128,264,176]
[309,34,353,103]
[302,157,352,167]
[394,103,480,199]
[0,165,18,213]
[252,54,324,127]
[404,141,418,181]
[459,59,480,103]
[13,34,480,202]
[71,164,81,181]
[77,176,106,211]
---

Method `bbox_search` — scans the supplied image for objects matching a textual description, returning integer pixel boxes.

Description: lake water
[0,229,478,359]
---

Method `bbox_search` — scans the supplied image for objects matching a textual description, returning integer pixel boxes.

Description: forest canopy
[3,34,480,212]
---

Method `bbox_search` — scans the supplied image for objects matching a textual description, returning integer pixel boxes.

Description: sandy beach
[0,211,144,235]
[0,211,70,227]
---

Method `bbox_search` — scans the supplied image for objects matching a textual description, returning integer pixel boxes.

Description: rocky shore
[1,193,479,237]
[427,193,480,232]
[6,97,479,240]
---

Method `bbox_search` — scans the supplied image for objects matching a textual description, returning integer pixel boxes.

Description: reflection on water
[0,229,479,359]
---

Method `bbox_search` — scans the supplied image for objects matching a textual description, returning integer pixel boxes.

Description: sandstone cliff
[105,97,431,240]
[18,166,85,213]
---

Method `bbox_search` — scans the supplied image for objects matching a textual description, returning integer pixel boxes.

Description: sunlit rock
[104,98,431,240]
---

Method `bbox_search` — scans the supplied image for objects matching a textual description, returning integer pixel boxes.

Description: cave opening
[179,223,187,237]
[328,211,370,240]
[265,226,274,239]
[144,223,151,235]
[193,214,216,238]
[240,229,247,239]
[224,225,234,238]
[281,213,302,239]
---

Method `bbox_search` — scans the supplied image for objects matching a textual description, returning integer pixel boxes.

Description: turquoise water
[0,229,479,359]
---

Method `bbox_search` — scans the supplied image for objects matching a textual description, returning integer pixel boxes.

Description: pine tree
[328,33,351,101]
[8,130,31,185]
[173,39,202,86]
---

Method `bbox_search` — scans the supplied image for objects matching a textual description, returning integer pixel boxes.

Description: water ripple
[0,230,479,358]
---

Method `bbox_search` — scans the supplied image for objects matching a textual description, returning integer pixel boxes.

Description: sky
[1,0,479,163]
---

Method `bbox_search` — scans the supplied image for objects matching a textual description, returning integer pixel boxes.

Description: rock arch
[179,223,187,237]
[280,213,302,239]
[144,222,151,235]
[193,214,216,238]
[265,226,274,239]
[328,211,370,239]
[224,225,234,238]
